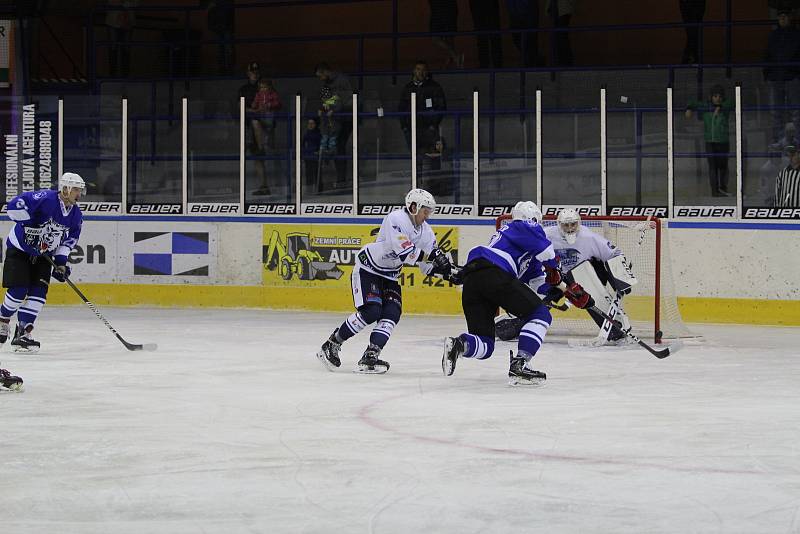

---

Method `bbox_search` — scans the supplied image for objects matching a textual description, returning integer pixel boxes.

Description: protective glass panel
[243,105,293,204]
[127,91,182,206]
[356,94,411,207]
[541,99,600,206]
[479,85,537,207]
[63,94,122,202]
[737,70,800,208]
[672,71,736,206]
[187,96,239,204]
[442,95,475,205]
[606,90,668,207]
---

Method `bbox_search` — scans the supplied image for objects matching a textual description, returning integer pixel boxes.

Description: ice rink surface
[2,307,799,534]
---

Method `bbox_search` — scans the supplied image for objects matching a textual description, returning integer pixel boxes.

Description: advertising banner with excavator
[261,223,461,312]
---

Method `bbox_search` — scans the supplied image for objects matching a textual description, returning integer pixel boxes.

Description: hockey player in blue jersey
[316,188,457,374]
[0,172,85,353]
[442,201,594,385]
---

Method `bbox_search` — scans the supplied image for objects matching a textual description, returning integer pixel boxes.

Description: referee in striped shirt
[775,145,800,207]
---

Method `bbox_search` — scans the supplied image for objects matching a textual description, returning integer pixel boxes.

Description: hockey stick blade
[117,334,158,352]
[44,255,156,352]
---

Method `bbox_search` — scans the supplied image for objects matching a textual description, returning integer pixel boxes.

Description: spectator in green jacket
[685,84,734,197]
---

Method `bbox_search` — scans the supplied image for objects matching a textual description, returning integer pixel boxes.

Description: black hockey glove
[446,268,463,286]
[428,248,453,277]
[52,265,71,283]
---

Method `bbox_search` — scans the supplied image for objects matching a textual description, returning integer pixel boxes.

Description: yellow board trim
[45,285,800,326]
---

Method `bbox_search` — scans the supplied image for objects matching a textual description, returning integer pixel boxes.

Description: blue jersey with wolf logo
[5,190,83,262]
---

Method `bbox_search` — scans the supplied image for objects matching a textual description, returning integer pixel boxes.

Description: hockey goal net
[496,214,694,343]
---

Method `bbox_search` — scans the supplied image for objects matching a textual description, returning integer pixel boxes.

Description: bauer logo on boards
[544,206,602,217]
[303,204,354,215]
[608,206,668,217]
[246,204,296,215]
[479,206,513,217]
[128,204,182,214]
[78,202,121,213]
[674,207,736,218]
[359,205,404,215]
[188,203,239,214]
[743,207,800,219]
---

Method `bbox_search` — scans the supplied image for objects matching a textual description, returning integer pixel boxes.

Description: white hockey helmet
[557,208,581,244]
[59,172,86,192]
[511,201,542,223]
[405,188,436,215]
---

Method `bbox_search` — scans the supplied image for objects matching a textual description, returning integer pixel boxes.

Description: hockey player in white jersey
[545,208,638,344]
[316,188,456,374]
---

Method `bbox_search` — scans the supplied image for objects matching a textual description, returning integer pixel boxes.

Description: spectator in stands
[318,84,341,156]
[679,0,706,64]
[548,0,575,66]
[764,7,800,151]
[205,0,235,75]
[238,62,267,195]
[469,0,503,68]
[429,0,463,68]
[774,144,800,206]
[314,62,353,190]
[769,0,800,20]
[398,61,447,154]
[506,0,540,67]
[251,77,282,146]
[685,84,734,197]
[422,137,453,197]
[106,0,138,77]
[303,118,322,189]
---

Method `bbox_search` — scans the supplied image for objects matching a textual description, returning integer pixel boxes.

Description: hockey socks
[461,333,494,360]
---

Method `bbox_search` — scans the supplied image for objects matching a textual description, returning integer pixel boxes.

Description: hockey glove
[52,265,71,283]
[446,268,464,286]
[544,265,562,286]
[564,282,594,309]
[428,248,453,277]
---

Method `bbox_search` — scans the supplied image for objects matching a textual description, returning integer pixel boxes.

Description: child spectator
[422,137,452,197]
[250,77,282,154]
[318,84,341,156]
[685,84,734,197]
[303,118,322,188]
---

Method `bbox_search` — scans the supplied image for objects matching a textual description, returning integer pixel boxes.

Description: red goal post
[495,214,694,343]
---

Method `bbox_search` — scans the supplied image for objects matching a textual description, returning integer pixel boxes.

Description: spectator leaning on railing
[685,84,734,197]
[774,145,800,206]
[764,7,800,151]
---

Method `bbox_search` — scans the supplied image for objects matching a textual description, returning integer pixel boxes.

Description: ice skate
[0,367,23,392]
[442,336,464,376]
[0,320,9,344]
[354,344,389,374]
[508,351,546,386]
[316,329,342,371]
[11,324,40,353]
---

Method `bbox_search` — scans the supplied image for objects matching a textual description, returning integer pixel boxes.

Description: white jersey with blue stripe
[544,224,622,273]
[354,209,437,280]
[5,189,83,261]
[467,219,556,291]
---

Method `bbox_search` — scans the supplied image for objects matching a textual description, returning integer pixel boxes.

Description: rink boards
[0,217,798,326]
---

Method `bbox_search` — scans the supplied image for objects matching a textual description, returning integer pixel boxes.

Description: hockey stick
[558,281,679,359]
[44,255,157,352]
